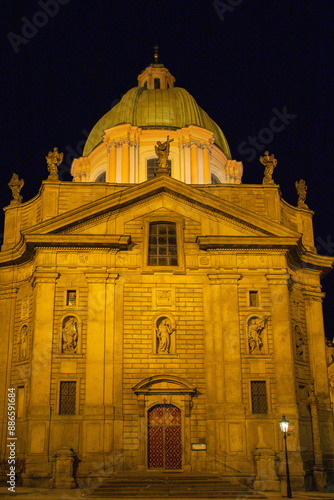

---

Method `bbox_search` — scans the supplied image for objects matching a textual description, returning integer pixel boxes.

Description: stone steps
[85,472,266,498]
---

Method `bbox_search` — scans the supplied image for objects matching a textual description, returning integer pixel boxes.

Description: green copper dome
[83,86,231,158]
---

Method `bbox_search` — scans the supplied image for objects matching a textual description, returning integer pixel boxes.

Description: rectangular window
[66,290,77,307]
[251,381,268,414]
[59,381,76,415]
[148,222,178,266]
[249,291,258,307]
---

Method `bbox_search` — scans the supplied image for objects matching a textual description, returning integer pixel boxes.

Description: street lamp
[280,414,292,498]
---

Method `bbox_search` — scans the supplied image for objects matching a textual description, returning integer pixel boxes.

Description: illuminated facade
[0,58,333,491]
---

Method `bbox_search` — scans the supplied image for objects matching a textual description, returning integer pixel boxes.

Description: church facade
[0,58,333,491]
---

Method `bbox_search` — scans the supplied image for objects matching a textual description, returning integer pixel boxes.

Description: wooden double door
[148,404,182,469]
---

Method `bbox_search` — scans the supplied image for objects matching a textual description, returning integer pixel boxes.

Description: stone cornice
[0,235,131,267]
[197,236,299,250]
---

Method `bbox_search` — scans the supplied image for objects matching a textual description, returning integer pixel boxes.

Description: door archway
[148,404,182,469]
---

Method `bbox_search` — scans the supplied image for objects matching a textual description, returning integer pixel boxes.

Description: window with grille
[147,159,171,180]
[59,381,76,415]
[251,381,268,414]
[249,291,259,307]
[148,222,178,266]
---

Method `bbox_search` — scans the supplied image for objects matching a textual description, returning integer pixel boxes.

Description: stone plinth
[51,448,76,488]
[253,447,280,491]
[313,465,327,491]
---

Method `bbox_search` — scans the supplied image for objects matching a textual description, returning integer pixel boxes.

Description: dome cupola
[72,52,242,185]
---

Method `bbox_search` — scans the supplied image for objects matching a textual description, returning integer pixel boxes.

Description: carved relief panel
[21,298,30,320]
[293,324,307,362]
[152,288,175,309]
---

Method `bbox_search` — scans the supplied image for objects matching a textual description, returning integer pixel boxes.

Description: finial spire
[154,45,159,64]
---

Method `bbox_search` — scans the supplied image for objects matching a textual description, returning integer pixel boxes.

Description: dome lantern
[137,47,175,90]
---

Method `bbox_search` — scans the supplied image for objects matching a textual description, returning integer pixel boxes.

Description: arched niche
[17,324,29,362]
[152,312,176,355]
[245,314,269,355]
[59,313,82,355]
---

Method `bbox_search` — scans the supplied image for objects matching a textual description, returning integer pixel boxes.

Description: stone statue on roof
[260,151,277,184]
[8,173,24,204]
[46,147,63,181]
[295,179,308,209]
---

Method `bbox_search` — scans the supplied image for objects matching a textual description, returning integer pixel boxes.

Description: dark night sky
[1,1,334,336]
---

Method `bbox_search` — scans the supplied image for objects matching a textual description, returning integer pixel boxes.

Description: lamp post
[280,414,292,498]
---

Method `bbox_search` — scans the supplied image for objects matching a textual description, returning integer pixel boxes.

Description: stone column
[104,272,119,471]
[204,274,243,470]
[23,271,58,485]
[304,292,330,403]
[121,141,129,183]
[220,274,243,408]
[82,272,107,472]
[308,382,327,490]
[108,143,117,183]
[190,144,198,184]
[266,274,297,413]
[0,287,17,458]
[202,147,211,184]
[84,273,107,412]
[267,273,304,489]
[113,276,124,471]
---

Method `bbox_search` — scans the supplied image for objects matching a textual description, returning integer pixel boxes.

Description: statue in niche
[8,173,24,204]
[295,324,306,359]
[260,151,277,185]
[18,325,28,360]
[156,317,175,354]
[62,317,78,353]
[248,316,267,354]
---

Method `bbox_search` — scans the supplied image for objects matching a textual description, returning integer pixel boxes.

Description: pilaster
[303,291,330,403]
[121,142,130,183]
[23,270,58,485]
[266,274,297,414]
[190,144,198,184]
[0,286,18,458]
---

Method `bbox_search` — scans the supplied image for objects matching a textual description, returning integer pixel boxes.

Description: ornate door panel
[148,404,182,469]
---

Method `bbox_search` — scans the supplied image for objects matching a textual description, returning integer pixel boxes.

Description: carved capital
[30,271,59,288]
[265,273,291,286]
[85,272,108,284]
[303,292,325,304]
[207,273,241,284]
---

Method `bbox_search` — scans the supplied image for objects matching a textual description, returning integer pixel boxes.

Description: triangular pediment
[22,176,300,240]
